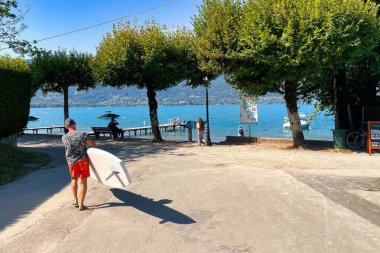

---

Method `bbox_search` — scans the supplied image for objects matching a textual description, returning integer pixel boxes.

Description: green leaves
[0,0,31,54]
[0,68,32,138]
[0,54,29,71]
[193,0,380,96]
[92,21,191,90]
[31,49,95,94]
[192,0,244,74]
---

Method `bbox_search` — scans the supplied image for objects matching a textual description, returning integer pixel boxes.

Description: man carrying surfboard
[62,118,96,211]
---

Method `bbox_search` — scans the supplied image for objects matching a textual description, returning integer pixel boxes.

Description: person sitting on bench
[107,117,124,139]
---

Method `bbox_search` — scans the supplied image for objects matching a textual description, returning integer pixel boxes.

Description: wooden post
[188,128,192,142]
[368,122,371,155]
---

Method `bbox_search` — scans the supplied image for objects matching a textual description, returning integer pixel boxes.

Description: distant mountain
[30,76,284,107]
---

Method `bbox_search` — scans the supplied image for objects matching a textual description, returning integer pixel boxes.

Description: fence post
[188,128,192,142]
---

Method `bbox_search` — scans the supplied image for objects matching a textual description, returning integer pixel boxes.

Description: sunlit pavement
[1,135,380,253]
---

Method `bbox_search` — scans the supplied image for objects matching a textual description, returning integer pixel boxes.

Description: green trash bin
[332,129,348,148]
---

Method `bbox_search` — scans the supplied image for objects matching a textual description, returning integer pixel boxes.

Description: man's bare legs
[71,177,87,210]
[79,178,88,210]
[71,178,78,206]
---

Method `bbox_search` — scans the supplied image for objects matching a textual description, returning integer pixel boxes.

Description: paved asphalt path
[1,135,380,253]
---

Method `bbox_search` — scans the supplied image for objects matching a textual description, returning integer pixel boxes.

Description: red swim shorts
[68,157,90,178]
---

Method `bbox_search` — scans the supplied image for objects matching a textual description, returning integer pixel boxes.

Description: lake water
[28,104,335,142]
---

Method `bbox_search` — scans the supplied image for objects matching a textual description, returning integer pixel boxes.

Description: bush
[0,68,32,138]
[0,55,29,71]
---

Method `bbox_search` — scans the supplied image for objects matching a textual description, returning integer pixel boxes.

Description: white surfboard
[87,148,131,188]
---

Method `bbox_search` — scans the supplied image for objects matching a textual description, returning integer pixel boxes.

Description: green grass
[0,144,51,186]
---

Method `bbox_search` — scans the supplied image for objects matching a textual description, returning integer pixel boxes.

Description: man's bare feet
[79,205,88,211]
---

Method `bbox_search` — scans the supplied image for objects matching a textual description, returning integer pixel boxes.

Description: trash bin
[332,129,348,148]
[184,121,196,142]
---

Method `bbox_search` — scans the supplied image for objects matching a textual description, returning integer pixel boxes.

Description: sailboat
[283,113,310,130]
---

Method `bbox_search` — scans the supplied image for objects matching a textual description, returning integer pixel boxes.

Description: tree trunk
[63,86,69,134]
[147,85,163,142]
[284,79,305,147]
[333,70,349,130]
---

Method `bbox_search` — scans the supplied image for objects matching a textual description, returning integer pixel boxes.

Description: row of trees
[2,0,380,147]
[193,0,380,147]
[29,23,197,142]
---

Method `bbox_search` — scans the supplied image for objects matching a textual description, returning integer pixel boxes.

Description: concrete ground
[0,135,380,253]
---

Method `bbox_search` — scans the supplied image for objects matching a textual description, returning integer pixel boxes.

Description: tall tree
[239,0,379,141]
[0,0,31,53]
[31,49,95,123]
[92,21,190,142]
[235,0,328,146]
[301,0,380,130]
[193,0,380,147]
[193,0,307,146]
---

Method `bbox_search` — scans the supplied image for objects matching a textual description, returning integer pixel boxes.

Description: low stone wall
[222,136,334,148]
[223,136,257,144]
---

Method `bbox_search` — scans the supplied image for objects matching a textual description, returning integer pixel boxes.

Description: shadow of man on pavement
[89,189,196,225]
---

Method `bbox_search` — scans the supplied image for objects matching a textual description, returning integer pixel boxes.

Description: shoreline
[29,102,286,108]
[20,133,336,147]
[28,104,335,142]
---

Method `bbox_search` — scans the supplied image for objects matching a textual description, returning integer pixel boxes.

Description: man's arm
[86,139,96,148]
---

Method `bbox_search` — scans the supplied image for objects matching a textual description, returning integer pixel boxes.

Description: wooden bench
[91,127,126,139]
[92,127,113,138]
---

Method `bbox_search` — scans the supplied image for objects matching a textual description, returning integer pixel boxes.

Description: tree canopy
[0,0,31,53]
[234,0,379,92]
[31,49,95,122]
[92,21,192,141]
[300,0,380,129]
[193,0,380,146]
[192,0,244,76]
[0,54,29,70]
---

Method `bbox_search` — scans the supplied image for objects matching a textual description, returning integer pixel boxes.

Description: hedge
[0,68,32,138]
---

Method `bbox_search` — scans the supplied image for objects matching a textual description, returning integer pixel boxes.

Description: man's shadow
[90,189,196,225]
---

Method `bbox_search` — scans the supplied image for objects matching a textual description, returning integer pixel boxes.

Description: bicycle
[346,128,367,149]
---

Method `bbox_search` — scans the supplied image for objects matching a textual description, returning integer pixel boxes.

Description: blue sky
[2,0,202,56]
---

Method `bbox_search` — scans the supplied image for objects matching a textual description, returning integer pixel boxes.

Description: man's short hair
[65,118,76,127]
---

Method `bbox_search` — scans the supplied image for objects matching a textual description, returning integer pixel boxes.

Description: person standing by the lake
[196,117,205,146]
[238,125,244,137]
[62,118,96,211]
